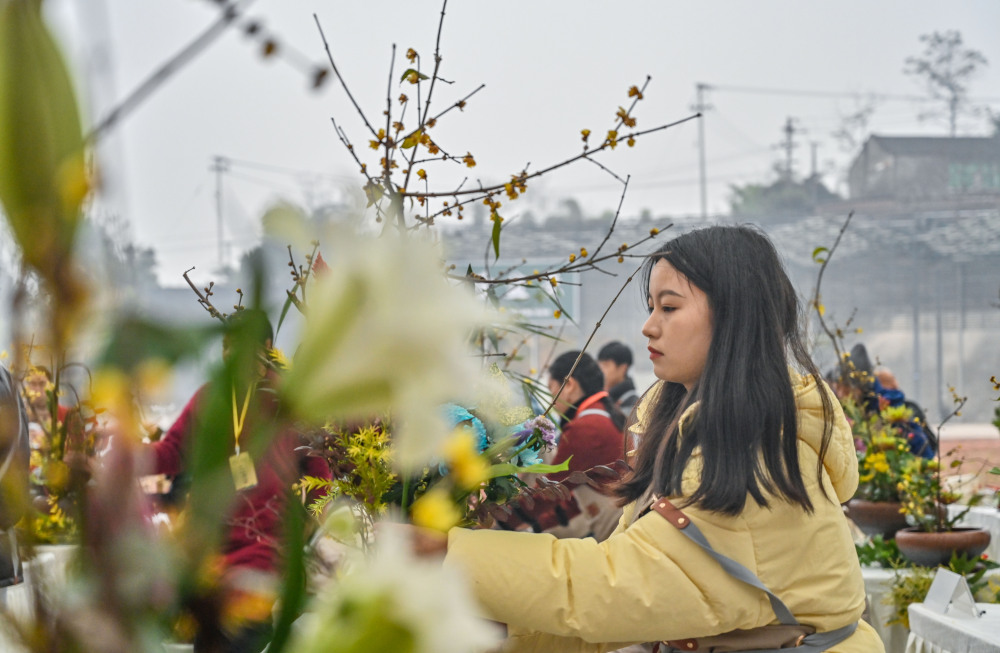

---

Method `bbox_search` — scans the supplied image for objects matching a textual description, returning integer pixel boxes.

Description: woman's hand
[378,522,448,558]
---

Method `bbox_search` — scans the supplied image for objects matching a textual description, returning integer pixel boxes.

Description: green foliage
[305,421,396,523]
[728,175,840,218]
[886,553,999,628]
[855,536,905,569]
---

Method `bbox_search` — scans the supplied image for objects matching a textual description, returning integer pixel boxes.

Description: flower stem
[401,476,412,516]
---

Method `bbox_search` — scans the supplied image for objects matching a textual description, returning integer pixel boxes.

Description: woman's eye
[661,305,676,313]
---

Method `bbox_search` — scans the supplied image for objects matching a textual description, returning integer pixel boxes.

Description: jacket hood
[790,369,858,502]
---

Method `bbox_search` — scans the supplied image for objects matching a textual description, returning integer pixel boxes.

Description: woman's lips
[648,347,663,359]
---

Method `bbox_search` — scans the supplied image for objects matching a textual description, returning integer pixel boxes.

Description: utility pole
[210,155,229,268]
[693,83,713,219]
[778,117,802,180]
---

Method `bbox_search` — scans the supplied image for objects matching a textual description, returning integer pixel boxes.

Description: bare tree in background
[904,30,988,136]
[832,95,879,155]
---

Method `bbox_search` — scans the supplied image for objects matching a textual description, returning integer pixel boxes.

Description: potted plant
[895,454,991,566]
[893,391,992,566]
[844,399,917,539]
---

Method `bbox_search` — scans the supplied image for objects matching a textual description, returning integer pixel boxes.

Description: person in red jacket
[145,310,330,653]
[502,351,625,541]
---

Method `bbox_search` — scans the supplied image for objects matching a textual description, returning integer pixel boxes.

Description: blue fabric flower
[441,403,489,452]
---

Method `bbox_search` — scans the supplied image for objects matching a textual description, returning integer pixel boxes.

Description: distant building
[847,135,1000,207]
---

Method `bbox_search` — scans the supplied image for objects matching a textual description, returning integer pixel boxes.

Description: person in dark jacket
[597,341,640,416]
[0,364,30,587]
[500,352,625,541]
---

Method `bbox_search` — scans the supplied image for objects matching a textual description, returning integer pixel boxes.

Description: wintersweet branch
[543,257,650,415]
[182,267,227,323]
[811,211,854,363]
[408,113,700,200]
[88,0,257,143]
[314,14,378,138]
[445,229,666,286]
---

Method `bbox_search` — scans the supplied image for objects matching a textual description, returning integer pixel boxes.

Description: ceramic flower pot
[845,499,909,539]
[894,526,991,567]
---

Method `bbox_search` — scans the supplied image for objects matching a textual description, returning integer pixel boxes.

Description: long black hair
[549,351,626,432]
[615,225,834,515]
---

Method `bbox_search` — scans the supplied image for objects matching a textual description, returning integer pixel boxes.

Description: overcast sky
[45,0,1000,286]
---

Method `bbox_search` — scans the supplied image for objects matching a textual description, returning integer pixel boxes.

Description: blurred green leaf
[268,498,308,653]
[485,459,569,479]
[0,0,86,276]
[97,316,217,373]
[490,212,501,260]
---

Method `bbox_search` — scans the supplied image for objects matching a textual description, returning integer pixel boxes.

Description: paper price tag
[229,451,258,491]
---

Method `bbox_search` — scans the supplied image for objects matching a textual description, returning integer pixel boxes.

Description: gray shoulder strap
[650,498,857,652]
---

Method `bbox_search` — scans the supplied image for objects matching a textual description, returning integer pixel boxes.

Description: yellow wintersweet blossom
[417,169,427,180]
[627,137,636,147]
[606,130,618,149]
[411,487,461,532]
[568,253,576,263]
[628,85,644,99]
[580,129,591,142]
[442,429,489,490]
[136,357,173,396]
[90,367,131,417]
[553,310,562,319]
[462,153,476,168]
[406,47,418,62]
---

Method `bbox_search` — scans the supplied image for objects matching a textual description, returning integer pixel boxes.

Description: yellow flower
[628,85,643,99]
[442,429,489,490]
[579,247,588,257]
[417,169,426,180]
[462,153,476,168]
[568,253,576,263]
[606,130,618,149]
[580,129,591,142]
[266,347,291,370]
[136,357,173,395]
[406,47,418,62]
[627,137,636,147]
[553,310,562,319]
[649,227,659,236]
[411,487,461,532]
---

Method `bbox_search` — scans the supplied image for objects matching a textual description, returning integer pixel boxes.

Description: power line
[223,156,350,182]
[704,83,1000,103]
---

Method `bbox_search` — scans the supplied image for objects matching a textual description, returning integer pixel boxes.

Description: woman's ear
[563,376,583,403]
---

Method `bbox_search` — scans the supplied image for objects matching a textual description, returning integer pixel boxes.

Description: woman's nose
[641,312,656,338]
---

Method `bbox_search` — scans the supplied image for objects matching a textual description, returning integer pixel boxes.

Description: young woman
[425,225,883,652]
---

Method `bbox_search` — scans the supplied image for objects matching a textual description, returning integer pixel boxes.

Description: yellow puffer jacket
[444,372,884,653]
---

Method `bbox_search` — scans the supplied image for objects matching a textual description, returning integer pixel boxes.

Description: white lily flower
[291,526,501,653]
[281,225,493,471]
